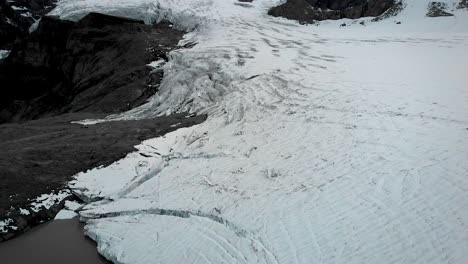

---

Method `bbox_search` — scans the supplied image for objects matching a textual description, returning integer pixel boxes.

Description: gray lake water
[0,218,111,264]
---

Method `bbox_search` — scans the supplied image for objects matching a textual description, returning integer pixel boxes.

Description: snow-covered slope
[51,0,468,263]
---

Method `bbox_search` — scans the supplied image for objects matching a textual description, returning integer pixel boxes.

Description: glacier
[49,0,468,263]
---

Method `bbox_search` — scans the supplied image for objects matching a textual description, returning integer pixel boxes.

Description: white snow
[54,201,83,219]
[29,18,41,33]
[11,5,28,11]
[147,59,166,69]
[0,50,11,60]
[30,190,71,212]
[50,0,468,263]
[0,219,14,233]
[20,12,33,18]
[64,200,84,211]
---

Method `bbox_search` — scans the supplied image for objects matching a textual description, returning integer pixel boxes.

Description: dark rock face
[459,0,468,9]
[268,0,397,23]
[0,0,56,49]
[0,12,183,124]
[426,2,454,17]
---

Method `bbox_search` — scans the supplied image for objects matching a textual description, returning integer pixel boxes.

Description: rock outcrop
[458,0,468,9]
[268,0,398,23]
[0,0,56,49]
[0,13,183,124]
[0,12,206,242]
[426,2,454,17]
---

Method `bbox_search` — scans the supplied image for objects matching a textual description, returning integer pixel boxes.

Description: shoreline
[0,217,111,264]
[0,113,206,242]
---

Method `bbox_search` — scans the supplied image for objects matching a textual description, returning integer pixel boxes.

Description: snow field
[49,0,468,263]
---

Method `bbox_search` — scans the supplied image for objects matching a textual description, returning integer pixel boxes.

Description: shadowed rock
[268,0,397,24]
[0,12,183,124]
[459,0,468,9]
[0,12,205,242]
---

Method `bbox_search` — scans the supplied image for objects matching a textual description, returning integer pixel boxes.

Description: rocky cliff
[0,0,57,49]
[268,0,399,23]
[0,13,183,124]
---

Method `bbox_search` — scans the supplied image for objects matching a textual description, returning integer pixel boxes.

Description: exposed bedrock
[0,0,57,49]
[0,12,183,124]
[268,0,399,23]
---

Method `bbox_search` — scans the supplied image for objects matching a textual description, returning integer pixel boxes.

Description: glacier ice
[46,0,468,263]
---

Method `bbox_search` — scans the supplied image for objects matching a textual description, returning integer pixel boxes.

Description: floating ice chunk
[29,18,41,33]
[11,5,28,11]
[54,210,78,220]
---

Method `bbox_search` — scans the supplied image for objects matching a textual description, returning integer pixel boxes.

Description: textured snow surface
[1,190,71,232]
[52,0,468,263]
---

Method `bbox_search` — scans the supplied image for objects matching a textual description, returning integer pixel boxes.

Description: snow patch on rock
[19,208,30,215]
[0,219,14,233]
[0,50,11,60]
[30,190,72,212]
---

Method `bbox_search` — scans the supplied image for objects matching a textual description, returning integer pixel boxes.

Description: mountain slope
[8,0,468,263]
[0,13,182,123]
